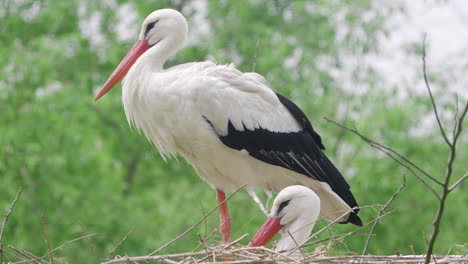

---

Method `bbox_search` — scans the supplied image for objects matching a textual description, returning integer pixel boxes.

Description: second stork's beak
[248,217,284,247]
[93,40,152,102]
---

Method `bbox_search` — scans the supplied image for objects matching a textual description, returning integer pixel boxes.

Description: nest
[100,233,468,264]
[103,245,468,264]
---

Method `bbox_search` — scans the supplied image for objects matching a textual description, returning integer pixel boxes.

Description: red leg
[216,189,231,244]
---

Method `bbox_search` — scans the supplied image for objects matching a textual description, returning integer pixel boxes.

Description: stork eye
[145,20,158,36]
[277,199,290,215]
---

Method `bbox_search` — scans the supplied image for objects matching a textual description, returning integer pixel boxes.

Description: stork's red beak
[93,40,152,102]
[248,217,284,247]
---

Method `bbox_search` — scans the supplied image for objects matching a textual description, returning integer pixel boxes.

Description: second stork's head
[248,185,321,252]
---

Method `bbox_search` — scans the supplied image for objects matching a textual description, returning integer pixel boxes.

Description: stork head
[93,9,188,102]
[139,9,188,47]
[248,186,320,248]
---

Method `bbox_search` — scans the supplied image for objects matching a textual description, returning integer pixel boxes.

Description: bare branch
[324,117,443,186]
[422,33,451,147]
[148,184,246,256]
[79,222,98,264]
[452,94,460,140]
[423,46,468,264]
[1,188,21,264]
[8,245,48,264]
[324,117,441,198]
[36,234,98,263]
[449,173,468,192]
[362,174,406,255]
[106,231,132,261]
[41,215,54,264]
[302,210,396,248]
[0,189,22,241]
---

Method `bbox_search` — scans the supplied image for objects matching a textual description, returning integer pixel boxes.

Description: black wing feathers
[204,92,361,225]
[275,93,325,150]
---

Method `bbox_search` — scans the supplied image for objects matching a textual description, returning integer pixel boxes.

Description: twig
[302,210,395,248]
[38,234,98,262]
[8,245,48,264]
[197,233,210,254]
[422,34,468,264]
[285,230,305,259]
[0,189,22,241]
[306,209,354,243]
[101,251,209,264]
[233,211,262,239]
[452,94,460,140]
[424,99,468,263]
[362,174,406,255]
[326,117,443,186]
[2,245,29,263]
[225,233,249,248]
[449,172,468,192]
[324,117,441,198]
[422,33,451,148]
[41,215,54,264]
[79,222,98,264]
[192,229,217,252]
[2,234,100,264]
[1,188,21,264]
[148,184,246,256]
[106,231,132,261]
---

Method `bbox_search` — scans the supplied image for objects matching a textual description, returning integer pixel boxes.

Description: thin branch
[324,117,441,198]
[449,172,468,192]
[197,233,210,255]
[0,189,22,241]
[79,222,98,264]
[452,94,460,140]
[324,117,443,186]
[7,245,48,264]
[1,188,21,264]
[305,208,355,243]
[36,234,98,264]
[302,210,395,248]
[148,184,246,256]
[41,215,54,264]
[106,231,132,261]
[362,174,406,255]
[425,99,468,264]
[422,33,451,147]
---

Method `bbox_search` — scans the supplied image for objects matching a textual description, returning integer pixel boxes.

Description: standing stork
[93,9,362,244]
[248,185,321,255]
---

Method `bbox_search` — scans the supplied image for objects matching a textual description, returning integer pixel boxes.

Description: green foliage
[0,0,466,262]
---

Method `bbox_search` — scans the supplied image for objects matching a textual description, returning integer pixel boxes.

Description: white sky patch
[183,0,212,45]
[320,0,468,101]
[21,1,41,22]
[369,0,468,99]
[78,2,106,48]
[115,3,139,43]
[35,81,63,98]
[283,48,303,69]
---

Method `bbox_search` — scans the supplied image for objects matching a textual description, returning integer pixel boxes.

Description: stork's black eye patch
[145,20,158,37]
[277,200,290,215]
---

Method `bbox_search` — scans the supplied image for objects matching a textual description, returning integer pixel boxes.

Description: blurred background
[1,0,467,262]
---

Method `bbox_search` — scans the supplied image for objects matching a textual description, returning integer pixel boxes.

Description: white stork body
[124,62,300,189]
[94,9,361,243]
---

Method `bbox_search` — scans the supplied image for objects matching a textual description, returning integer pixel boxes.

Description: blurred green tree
[0,0,466,262]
